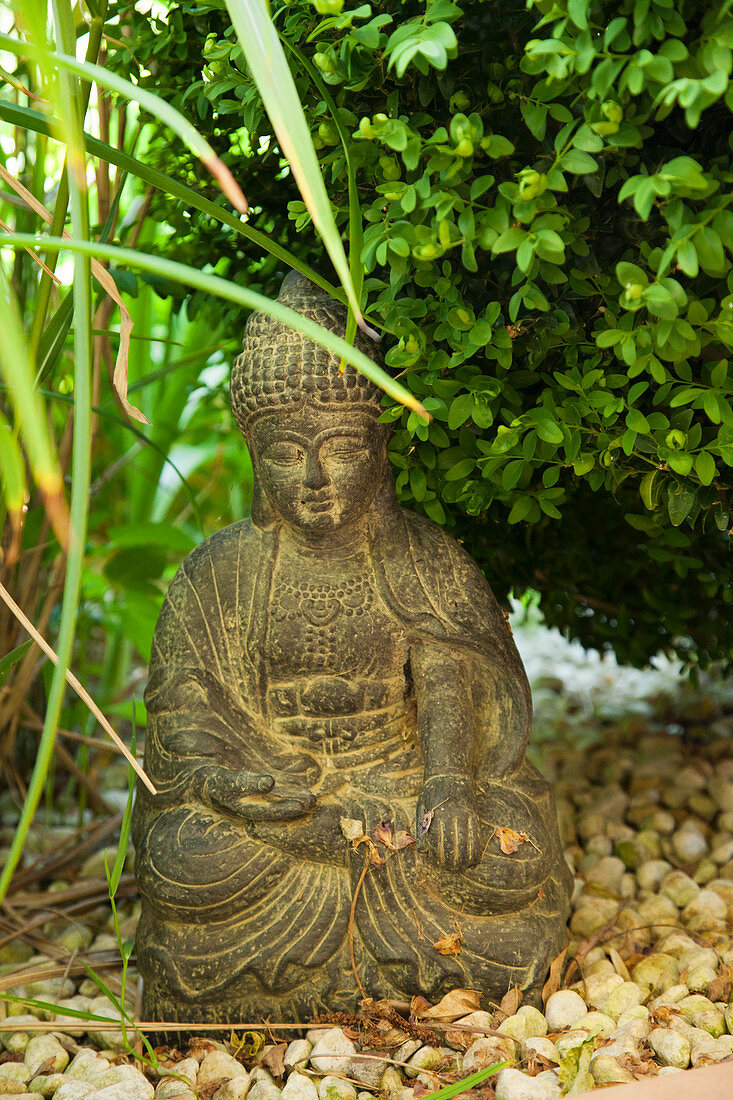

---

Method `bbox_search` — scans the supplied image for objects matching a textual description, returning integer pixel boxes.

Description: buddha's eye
[264,443,304,466]
[324,437,369,459]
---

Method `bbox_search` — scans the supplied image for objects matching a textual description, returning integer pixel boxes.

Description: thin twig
[348,854,370,999]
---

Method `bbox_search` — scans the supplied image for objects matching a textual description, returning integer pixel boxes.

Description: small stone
[281,1074,317,1100]
[51,998,92,1036]
[671,826,709,864]
[637,859,673,891]
[53,1086,95,1100]
[0,1085,27,1096]
[709,776,733,813]
[86,1087,153,1100]
[404,1047,442,1078]
[25,1036,70,1076]
[583,972,624,1010]
[632,953,679,994]
[0,1017,43,1054]
[245,1086,281,1100]
[602,981,644,1021]
[544,990,587,1031]
[499,1006,547,1043]
[66,1054,110,1086]
[283,1042,311,1070]
[690,1037,732,1066]
[310,1030,356,1076]
[198,1053,248,1089]
[586,856,625,894]
[523,1038,557,1064]
[570,897,619,937]
[317,1078,356,1100]
[96,1068,153,1100]
[462,1036,515,1072]
[649,1029,688,1074]
[578,1012,615,1038]
[349,1050,385,1088]
[494,1067,560,1100]
[85,999,128,1055]
[660,870,699,908]
[0,1070,31,1086]
[29,1082,69,1100]
[590,1055,634,1085]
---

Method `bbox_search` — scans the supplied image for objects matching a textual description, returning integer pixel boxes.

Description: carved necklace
[271,574,373,627]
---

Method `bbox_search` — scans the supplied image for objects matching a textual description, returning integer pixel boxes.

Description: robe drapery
[133,509,572,1022]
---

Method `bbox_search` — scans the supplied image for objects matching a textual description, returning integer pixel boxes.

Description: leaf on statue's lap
[493,825,530,854]
[432,931,462,957]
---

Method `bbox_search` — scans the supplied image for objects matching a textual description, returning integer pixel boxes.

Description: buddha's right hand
[192,766,316,821]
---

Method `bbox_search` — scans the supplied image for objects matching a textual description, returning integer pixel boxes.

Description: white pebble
[25,1037,70,1077]
[309,1030,356,1076]
[281,1074,317,1100]
[544,990,587,1030]
[283,1042,311,1070]
[495,1067,560,1099]
[198,1053,248,1088]
[317,1079,356,1100]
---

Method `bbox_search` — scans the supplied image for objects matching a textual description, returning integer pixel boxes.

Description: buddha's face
[251,405,386,534]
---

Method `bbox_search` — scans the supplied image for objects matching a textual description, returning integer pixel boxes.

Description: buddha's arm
[411,642,483,870]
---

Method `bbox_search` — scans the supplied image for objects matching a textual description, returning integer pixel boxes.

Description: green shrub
[109,0,733,669]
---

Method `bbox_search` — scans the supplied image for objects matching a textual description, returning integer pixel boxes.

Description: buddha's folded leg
[135,806,353,1020]
[348,765,572,1006]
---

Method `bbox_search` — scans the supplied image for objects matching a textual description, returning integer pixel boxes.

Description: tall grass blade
[0,233,429,417]
[0,101,344,303]
[0,409,27,565]
[0,34,247,214]
[0,265,68,541]
[223,0,377,338]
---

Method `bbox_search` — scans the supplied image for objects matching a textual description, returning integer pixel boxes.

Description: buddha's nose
[303,450,328,490]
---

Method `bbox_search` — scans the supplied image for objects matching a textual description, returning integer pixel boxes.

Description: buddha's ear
[250,473,277,529]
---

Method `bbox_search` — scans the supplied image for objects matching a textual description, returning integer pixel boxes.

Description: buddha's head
[231,273,393,535]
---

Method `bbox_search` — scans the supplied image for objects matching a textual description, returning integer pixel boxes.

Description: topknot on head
[230,272,385,434]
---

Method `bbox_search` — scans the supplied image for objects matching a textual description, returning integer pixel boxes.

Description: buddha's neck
[280,522,368,560]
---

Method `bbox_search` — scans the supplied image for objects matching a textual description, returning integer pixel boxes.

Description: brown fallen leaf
[706,962,733,1003]
[496,986,522,1020]
[411,994,432,1018]
[542,944,568,1006]
[260,1041,287,1078]
[433,932,462,957]
[493,826,530,854]
[418,798,449,837]
[354,834,385,867]
[373,823,394,848]
[417,988,482,1020]
[392,829,416,850]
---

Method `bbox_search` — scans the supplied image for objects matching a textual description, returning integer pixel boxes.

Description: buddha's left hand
[416,775,483,870]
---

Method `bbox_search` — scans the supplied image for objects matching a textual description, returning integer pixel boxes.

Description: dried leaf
[497,986,522,1020]
[354,834,385,867]
[260,1042,287,1078]
[542,945,568,1006]
[340,817,365,842]
[706,962,733,1003]
[411,994,432,1018]
[418,988,482,1021]
[392,829,416,850]
[493,826,529,855]
[418,798,449,837]
[433,932,462,957]
[373,823,394,848]
[607,946,631,982]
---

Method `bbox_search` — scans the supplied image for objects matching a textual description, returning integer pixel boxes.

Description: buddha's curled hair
[230,271,385,433]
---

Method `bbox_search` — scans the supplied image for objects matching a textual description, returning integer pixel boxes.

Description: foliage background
[95,0,733,670]
[2,0,733,799]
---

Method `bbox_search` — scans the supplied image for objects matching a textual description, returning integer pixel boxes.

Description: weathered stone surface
[132,272,572,1023]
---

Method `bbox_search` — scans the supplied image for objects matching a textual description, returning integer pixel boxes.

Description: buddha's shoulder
[398,508,486,584]
[166,519,261,595]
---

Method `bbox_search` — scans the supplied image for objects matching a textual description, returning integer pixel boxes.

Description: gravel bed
[1,623,732,1098]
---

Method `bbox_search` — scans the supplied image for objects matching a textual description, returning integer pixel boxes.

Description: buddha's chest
[265,556,406,679]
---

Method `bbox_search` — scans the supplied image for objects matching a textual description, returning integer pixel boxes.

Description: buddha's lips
[302,497,333,512]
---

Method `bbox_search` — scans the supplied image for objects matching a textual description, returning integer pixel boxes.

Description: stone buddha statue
[133,272,572,1025]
